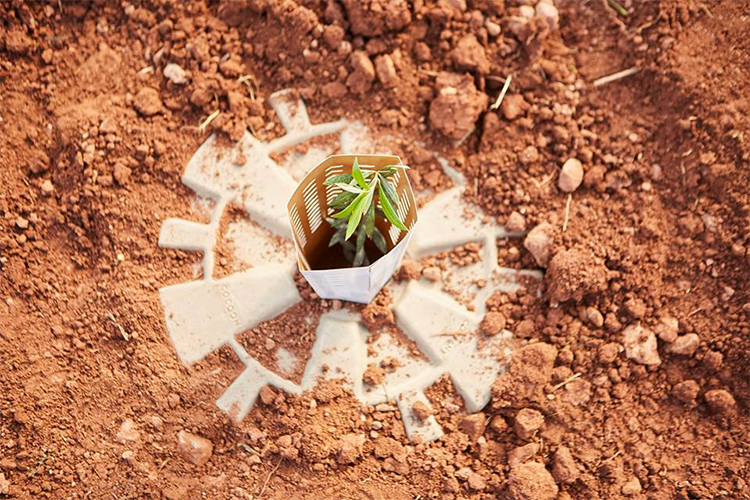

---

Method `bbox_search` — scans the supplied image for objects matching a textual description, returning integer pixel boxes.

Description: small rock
[485,19,501,36]
[114,164,132,185]
[654,315,679,343]
[321,81,347,99]
[535,1,559,30]
[322,25,345,49]
[40,180,54,195]
[622,324,661,366]
[411,401,432,421]
[501,94,529,121]
[489,415,508,433]
[703,350,723,371]
[598,343,620,364]
[219,59,242,77]
[177,430,213,466]
[163,63,188,84]
[259,385,276,405]
[508,442,539,468]
[668,333,700,356]
[429,72,488,139]
[0,472,9,495]
[336,433,365,464]
[552,446,579,484]
[15,217,29,230]
[346,51,376,94]
[523,222,554,267]
[398,260,422,280]
[167,393,181,408]
[586,306,604,327]
[467,471,486,491]
[507,462,558,500]
[422,266,441,282]
[451,34,490,74]
[565,378,591,406]
[621,477,642,496]
[134,87,162,116]
[116,418,140,443]
[704,389,736,414]
[624,298,646,318]
[481,311,507,336]
[505,211,526,232]
[459,413,486,442]
[672,379,700,404]
[558,158,584,193]
[546,248,608,303]
[374,54,398,88]
[514,408,544,440]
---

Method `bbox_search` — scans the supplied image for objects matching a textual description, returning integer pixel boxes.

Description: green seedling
[323,157,409,267]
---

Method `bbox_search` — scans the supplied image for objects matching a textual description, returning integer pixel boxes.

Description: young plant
[324,157,409,267]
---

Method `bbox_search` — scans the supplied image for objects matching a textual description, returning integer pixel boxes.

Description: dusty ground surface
[1,0,750,499]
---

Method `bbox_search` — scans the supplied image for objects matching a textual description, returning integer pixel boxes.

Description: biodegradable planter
[287,154,418,303]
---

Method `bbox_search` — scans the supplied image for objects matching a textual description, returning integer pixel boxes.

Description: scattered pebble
[346,51,375,94]
[15,217,29,230]
[259,385,276,405]
[459,413,486,442]
[133,87,163,116]
[0,472,9,496]
[451,34,490,74]
[176,430,213,466]
[621,476,642,496]
[598,342,620,364]
[654,315,679,343]
[374,54,398,88]
[362,363,386,386]
[507,442,539,468]
[116,418,140,443]
[586,306,604,327]
[501,94,529,121]
[489,415,508,433]
[163,63,189,84]
[336,433,365,464]
[505,211,526,232]
[411,401,432,421]
[552,446,579,484]
[507,461,558,500]
[514,408,544,440]
[704,389,736,414]
[535,0,559,29]
[672,379,700,404]
[622,324,661,366]
[480,311,507,336]
[523,222,554,267]
[429,72,488,139]
[668,333,700,356]
[558,158,584,193]
[40,180,54,195]
[422,266,441,282]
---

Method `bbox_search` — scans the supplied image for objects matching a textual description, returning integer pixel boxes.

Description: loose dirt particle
[508,442,539,468]
[374,54,398,88]
[505,211,526,232]
[422,266,441,282]
[558,158,583,193]
[622,477,642,496]
[362,363,385,386]
[163,63,188,84]
[134,87,163,116]
[411,401,432,421]
[0,473,8,496]
[514,408,544,439]
[481,311,507,336]
[501,94,529,121]
[507,462,559,500]
[451,34,490,74]
[176,430,213,466]
[523,222,554,267]
[116,418,140,443]
[259,385,276,405]
[459,413,486,442]
[624,298,646,318]
[668,333,700,356]
[347,51,376,94]
[489,415,508,433]
[598,342,620,364]
[622,324,661,366]
[429,72,488,139]
[336,433,365,464]
[672,379,700,404]
[552,446,579,484]
[654,315,679,343]
[704,389,736,414]
[586,306,604,327]
[547,247,608,302]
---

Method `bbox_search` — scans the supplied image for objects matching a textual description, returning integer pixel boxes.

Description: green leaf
[329,231,343,247]
[372,227,387,254]
[331,191,366,219]
[336,182,365,194]
[329,191,357,209]
[352,157,367,189]
[378,182,408,232]
[365,198,375,237]
[345,189,372,240]
[323,173,353,186]
[353,226,367,266]
[378,174,398,208]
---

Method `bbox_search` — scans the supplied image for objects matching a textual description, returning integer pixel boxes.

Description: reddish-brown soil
[1,1,749,499]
